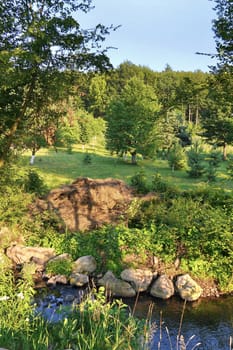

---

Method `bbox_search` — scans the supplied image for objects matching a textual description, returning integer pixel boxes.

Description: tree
[0,0,113,166]
[106,77,160,163]
[202,71,233,160]
[211,0,233,70]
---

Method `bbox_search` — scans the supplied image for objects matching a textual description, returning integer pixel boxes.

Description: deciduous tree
[0,0,113,166]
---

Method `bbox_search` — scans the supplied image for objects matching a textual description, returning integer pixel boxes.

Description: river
[35,286,233,350]
[126,294,233,350]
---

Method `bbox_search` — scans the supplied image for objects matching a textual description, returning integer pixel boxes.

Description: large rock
[175,274,203,301]
[120,268,154,292]
[70,273,89,287]
[72,255,97,274]
[150,275,174,299]
[98,271,136,298]
[6,245,55,267]
[35,177,134,231]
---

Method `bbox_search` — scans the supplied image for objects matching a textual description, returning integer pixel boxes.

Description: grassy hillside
[19,143,233,192]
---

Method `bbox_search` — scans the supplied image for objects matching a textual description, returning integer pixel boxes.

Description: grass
[18,142,233,192]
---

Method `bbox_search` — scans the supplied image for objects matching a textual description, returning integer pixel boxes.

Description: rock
[175,274,203,301]
[47,253,71,263]
[47,274,68,286]
[34,177,135,231]
[6,245,55,266]
[120,268,153,292]
[150,275,174,299]
[72,255,97,274]
[69,273,89,287]
[98,271,136,298]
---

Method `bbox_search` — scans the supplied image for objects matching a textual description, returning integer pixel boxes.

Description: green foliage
[187,144,205,178]
[226,155,233,179]
[23,169,48,196]
[83,153,92,164]
[0,272,145,349]
[151,172,169,193]
[46,258,73,277]
[167,143,186,170]
[0,0,113,166]
[130,169,149,194]
[106,76,160,158]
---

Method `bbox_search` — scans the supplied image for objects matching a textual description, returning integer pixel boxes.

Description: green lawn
[19,143,233,192]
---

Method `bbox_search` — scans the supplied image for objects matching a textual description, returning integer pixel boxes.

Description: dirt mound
[36,177,135,232]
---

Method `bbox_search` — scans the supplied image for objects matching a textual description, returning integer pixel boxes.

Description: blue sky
[79,0,218,72]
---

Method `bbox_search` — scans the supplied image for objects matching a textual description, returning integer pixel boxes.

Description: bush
[46,258,73,277]
[130,169,149,194]
[187,144,205,178]
[83,153,92,164]
[167,143,186,170]
[23,169,48,196]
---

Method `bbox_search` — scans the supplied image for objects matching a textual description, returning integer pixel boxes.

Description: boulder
[69,273,89,287]
[175,274,203,301]
[72,255,97,274]
[34,177,134,231]
[120,268,154,292]
[47,274,68,286]
[150,275,174,299]
[98,271,136,298]
[6,245,55,267]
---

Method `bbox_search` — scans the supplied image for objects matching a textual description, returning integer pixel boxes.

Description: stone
[72,255,97,274]
[120,268,153,292]
[98,271,136,298]
[6,245,55,266]
[47,274,68,286]
[69,273,89,287]
[175,274,203,301]
[150,275,174,299]
[34,177,135,231]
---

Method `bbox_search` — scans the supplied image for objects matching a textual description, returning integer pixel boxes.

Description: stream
[35,286,233,350]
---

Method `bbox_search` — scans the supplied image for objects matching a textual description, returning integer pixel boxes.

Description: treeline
[49,61,233,163]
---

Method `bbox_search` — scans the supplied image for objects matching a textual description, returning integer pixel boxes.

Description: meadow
[18,142,233,192]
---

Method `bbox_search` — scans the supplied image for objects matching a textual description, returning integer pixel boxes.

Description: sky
[78,0,218,72]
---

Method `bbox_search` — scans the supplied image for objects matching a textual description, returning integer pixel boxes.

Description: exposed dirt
[35,177,136,232]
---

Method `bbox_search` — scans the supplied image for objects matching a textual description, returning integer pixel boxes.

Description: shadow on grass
[19,148,233,192]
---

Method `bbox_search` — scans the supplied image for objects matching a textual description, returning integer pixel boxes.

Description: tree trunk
[223,143,227,160]
[131,151,137,164]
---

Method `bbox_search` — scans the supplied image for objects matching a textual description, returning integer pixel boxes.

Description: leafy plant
[130,169,149,194]
[167,143,186,170]
[23,170,48,196]
[187,143,205,178]
[46,258,73,277]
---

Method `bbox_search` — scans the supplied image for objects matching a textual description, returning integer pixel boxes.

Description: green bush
[167,143,186,170]
[46,258,73,277]
[23,169,48,196]
[187,144,205,178]
[130,169,149,194]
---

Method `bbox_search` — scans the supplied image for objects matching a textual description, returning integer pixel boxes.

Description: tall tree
[106,77,160,163]
[211,0,233,70]
[202,71,233,160]
[0,0,113,166]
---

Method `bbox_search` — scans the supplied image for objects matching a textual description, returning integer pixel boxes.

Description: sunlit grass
[18,143,233,191]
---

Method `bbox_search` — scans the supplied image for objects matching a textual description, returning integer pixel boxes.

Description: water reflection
[125,294,233,350]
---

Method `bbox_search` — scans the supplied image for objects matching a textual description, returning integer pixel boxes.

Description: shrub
[187,144,205,178]
[23,169,48,196]
[130,169,149,194]
[83,153,92,164]
[46,258,73,277]
[167,143,186,170]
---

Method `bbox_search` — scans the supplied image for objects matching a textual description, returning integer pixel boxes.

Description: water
[35,286,233,350]
[126,294,233,350]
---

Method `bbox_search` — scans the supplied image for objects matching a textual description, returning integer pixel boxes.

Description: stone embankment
[3,244,205,302]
